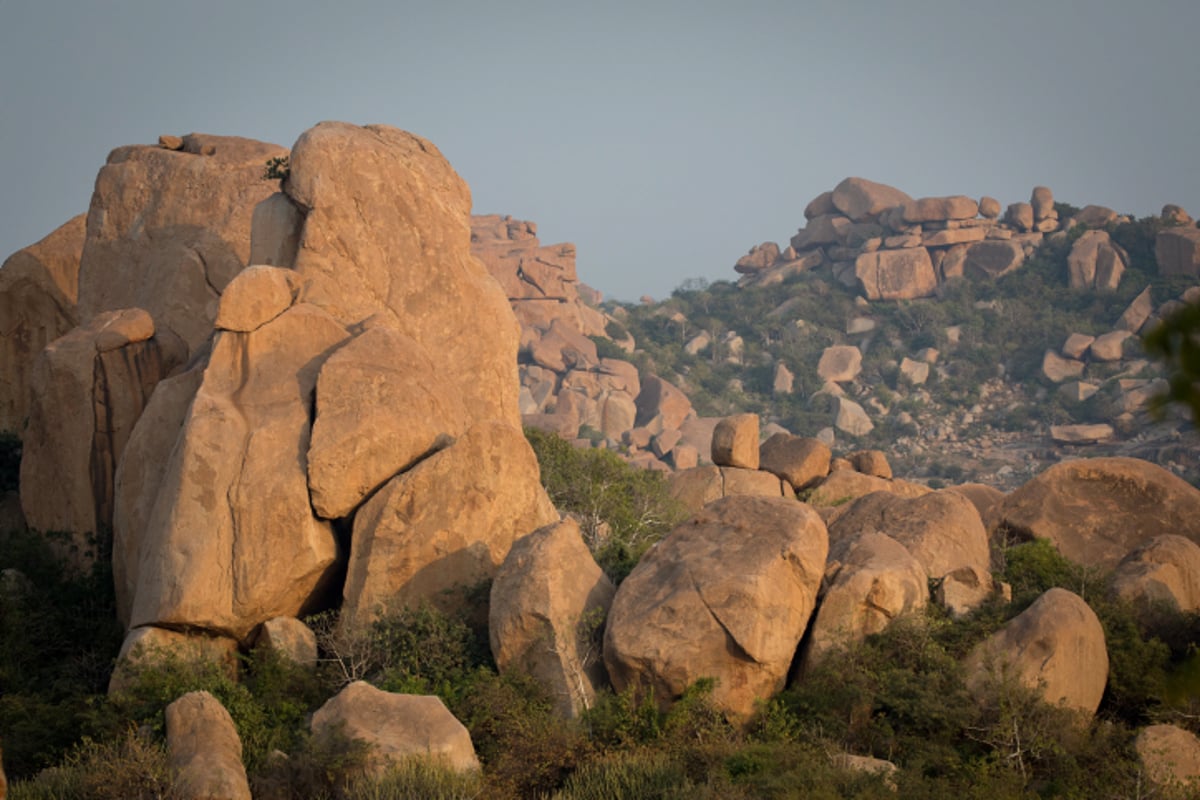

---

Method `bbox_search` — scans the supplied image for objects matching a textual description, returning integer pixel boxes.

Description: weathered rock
[721,466,793,500]
[734,242,780,274]
[804,190,836,219]
[1068,230,1126,290]
[898,357,929,385]
[1004,202,1035,232]
[854,248,937,301]
[684,331,711,355]
[249,192,304,268]
[287,122,521,426]
[711,413,759,469]
[1061,333,1096,360]
[978,196,1001,219]
[212,264,298,332]
[1136,724,1200,798]
[1074,204,1118,228]
[901,196,978,223]
[1110,535,1200,614]
[847,450,891,479]
[634,374,693,431]
[1049,424,1115,444]
[604,496,828,721]
[109,626,239,694]
[990,457,1200,568]
[311,681,479,774]
[1156,226,1200,277]
[791,214,852,250]
[817,345,863,383]
[343,421,558,625]
[965,588,1107,716]
[962,239,1025,279]
[922,227,986,247]
[759,434,831,491]
[945,483,1005,521]
[1116,286,1153,332]
[79,134,287,356]
[1030,186,1055,220]
[831,178,911,222]
[307,325,467,519]
[1057,380,1099,403]
[773,362,795,394]
[166,691,251,800]
[1088,330,1133,362]
[524,318,599,373]
[20,308,178,568]
[668,466,725,512]
[806,532,927,662]
[490,518,615,718]
[808,470,930,509]
[124,304,349,639]
[0,214,86,434]
[254,617,318,668]
[1042,350,1085,383]
[834,397,873,437]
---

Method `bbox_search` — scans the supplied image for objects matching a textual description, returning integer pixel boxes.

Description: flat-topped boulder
[831,177,912,222]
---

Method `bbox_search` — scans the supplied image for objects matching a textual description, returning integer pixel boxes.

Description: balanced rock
[1156,226,1200,277]
[79,134,286,356]
[342,421,558,625]
[311,682,479,775]
[1136,724,1200,798]
[854,248,937,301]
[490,518,615,718]
[759,434,831,491]
[965,588,1107,716]
[978,196,1001,218]
[605,496,827,722]
[711,413,759,469]
[166,691,251,800]
[1030,186,1055,220]
[831,177,912,222]
[0,214,86,434]
[847,450,891,479]
[1110,535,1200,614]
[990,457,1200,568]
[1004,202,1035,232]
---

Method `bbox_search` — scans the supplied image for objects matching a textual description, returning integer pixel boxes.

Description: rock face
[965,588,1108,716]
[489,518,615,718]
[1067,230,1126,290]
[165,691,251,800]
[342,421,559,625]
[605,496,827,721]
[0,214,86,434]
[1156,226,1200,277]
[806,532,928,663]
[854,248,937,300]
[711,413,760,469]
[1110,535,1200,613]
[990,457,1200,568]
[20,308,179,567]
[311,682,479,774]
[287,123,521,426]
[78,134,286,356]
[1136,724,1200,798]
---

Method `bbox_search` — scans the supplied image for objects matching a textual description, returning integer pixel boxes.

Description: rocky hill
[2,130,1200,797]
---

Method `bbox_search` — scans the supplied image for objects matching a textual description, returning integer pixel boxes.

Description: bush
[8,728,175,800]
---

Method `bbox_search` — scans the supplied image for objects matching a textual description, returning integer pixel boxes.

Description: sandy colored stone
[809,470,930,509]
[804,190,836,219]
[213,264,298,332]
[490,518,615,718]
[1090,330,1134,361]
[847,450,891,479]
[125,304,348,639]
[963,239,1025,279]
[307,325,468,519]
[922,227,986,247]
[978,196,1001,218]
[1030,186,1055,220]
[312,682,479,774]
[0,214,86,434]
[990,457,1200,568]
[109,626,239,694]
[1156,227,1200,278]
[1110,535,1200,614]
[634,374,693,431]
[286,122,521,426]
[20,309,177,569]
[254,617,318,668]
[79,134,287,356]
[1075,204,1118,228]
[1061,333,1095,360]
[1116,286,1153,333]
[817,345,862,383]
[965,588,1107,716]
[834,397,873,437]
[721,466,793,500]
[1050,424,1114,444]
[166,691,251,800]
[945,483,1005,521]
[832,177,912,222]
[898,357,929,384]
[668,466,724,513]
[806,532,927,663]
[1004,202,1034,232]
[773,362,795,394]
[1068,230,1126,290]
[1042,350,1085,382]
[604,496,828,722]
[854,248,937,301]
[901,195,978,223]
[734,242,780,274]
[343,420,558,625]
[1136,724,1200,798]
[759,434,831,491]
[711,413,759,469]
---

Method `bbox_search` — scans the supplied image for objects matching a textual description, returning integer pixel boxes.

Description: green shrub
[8,728,175,800]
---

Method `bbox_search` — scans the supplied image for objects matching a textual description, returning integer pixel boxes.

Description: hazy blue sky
[2,1,1197,301]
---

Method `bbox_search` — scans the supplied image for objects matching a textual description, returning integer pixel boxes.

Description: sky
[2,1,1198,302]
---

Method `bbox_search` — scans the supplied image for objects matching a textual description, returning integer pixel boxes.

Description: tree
[1143,300,1200,423]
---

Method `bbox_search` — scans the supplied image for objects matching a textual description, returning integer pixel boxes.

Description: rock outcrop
[165,691,251,800]
[604,496,827,722]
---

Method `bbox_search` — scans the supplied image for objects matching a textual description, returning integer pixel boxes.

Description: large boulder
[109,626,239,694]
[165,691,251,800]
[342,420,559,625]
[20,308,179,568]
[832,177,912,222]
[253,617,319,668]
[1136,724,1200,798]
[990,457,1200,568]
[122,302,349,639]
[808,470,930,509]
[0,214,86,434]
[78,134,286,356]
[805,532,928,663]
[489,518,615,718]
[1110,535,1200,614]
[307,324,468,519]
[759,434,831,491]
[964,588,1107,716]
[962,239,1025,279]
[710,413,759,469]
[286,122,521,426]
[900,196,978,223]
[1067,230,1126,290]
[853,248,937,301]
[634,374,693,432]
[311,681,479,775]
[833,397,873,437]
[1156,226,1200,277]
[604,496,827,722]
[817,345,862,383]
